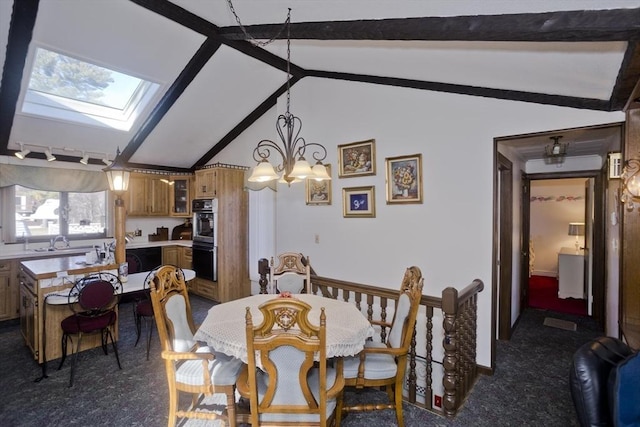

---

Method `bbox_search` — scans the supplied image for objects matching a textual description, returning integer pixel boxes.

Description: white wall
[530,178,588,276]
[213,76,624,368]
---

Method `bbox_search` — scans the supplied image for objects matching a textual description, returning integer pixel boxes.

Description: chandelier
[620,158,640,213]
[245,9,330,186]
[543,136,568,165]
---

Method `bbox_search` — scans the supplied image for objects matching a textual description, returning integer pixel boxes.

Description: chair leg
[69,332,83,387]
[335,388,344,427]
[393,384,404,427]
[134,310,142,347]
[145,316,153,360]
[106,327,122,369]
[225,386,237,427]
[58,333,69,370]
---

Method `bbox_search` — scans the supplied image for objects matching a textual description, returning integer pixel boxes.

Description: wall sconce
[620,158,640,213]
[568,222,585,253]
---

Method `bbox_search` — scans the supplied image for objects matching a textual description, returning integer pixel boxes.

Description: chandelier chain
[226,0,290,47]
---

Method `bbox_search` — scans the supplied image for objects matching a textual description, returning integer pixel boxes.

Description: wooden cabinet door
[126,174,148,216]
[170,176,192,217]
[148,177,170,216]
[0,273,11,320]
[162,246,179,266]
[19,283,38,359]
[195,169,216,199]
[179,246,193,269]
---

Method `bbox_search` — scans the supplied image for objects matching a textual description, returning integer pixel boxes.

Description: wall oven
[192,199,218,282]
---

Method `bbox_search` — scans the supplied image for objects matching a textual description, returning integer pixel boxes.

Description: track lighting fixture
[102,155,111,166]
[15,143,31,159]
[45,147,56,162]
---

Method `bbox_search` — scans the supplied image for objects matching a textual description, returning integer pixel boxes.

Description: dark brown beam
[219,8,640,42]
[119,38,222,162]
[0,0,39,156]
[194,79,298,167]
[308,70,611,111]
[612,42,640,111]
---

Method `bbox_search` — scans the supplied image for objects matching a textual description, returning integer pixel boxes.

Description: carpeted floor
[528,275,587,317]
[0,295,603,426]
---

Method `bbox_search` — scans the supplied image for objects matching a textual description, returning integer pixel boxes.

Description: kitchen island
[19,256,118,365]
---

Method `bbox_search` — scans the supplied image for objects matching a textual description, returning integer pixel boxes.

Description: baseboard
[477,364,493,376]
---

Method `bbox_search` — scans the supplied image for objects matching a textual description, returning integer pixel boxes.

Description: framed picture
[342,186,375,218]
[305,165,332,205]
[385,154,423,204]
[338,139,376,178]
[608,152,622,179]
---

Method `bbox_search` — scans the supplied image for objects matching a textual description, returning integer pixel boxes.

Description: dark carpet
[528,275,587,317]
[0,296,602,426]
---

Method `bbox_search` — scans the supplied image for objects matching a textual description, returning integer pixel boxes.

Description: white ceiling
[1,0,639,170]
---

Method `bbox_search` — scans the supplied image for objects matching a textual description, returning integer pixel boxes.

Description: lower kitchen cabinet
[0,260,19,321]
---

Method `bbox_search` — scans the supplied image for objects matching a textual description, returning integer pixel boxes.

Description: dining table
[194,293,375,363]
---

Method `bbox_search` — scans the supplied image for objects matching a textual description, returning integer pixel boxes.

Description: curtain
[0,164,108,191]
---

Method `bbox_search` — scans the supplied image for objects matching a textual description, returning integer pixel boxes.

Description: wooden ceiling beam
[218,8,640,42]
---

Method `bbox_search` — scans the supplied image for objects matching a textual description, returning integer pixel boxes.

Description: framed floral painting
[342,186,375,218]
[385,154,423,204]
[338,139,376,178]
[305,165,332,205]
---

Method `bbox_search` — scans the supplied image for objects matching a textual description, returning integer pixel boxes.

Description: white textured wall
[214,76,624,368]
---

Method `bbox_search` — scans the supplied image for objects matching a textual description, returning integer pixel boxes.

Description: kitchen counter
[20,256,118,280]
[0,239,192,261]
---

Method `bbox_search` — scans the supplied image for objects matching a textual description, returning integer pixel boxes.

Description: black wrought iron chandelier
[543,136,568,165]
[243,8,330,186]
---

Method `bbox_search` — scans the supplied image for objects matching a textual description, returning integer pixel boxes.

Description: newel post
[442,287,459,418]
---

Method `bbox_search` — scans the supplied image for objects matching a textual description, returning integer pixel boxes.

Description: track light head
[102,155,111,166]
[45,147,56,162]
[79,152,89,165]
[15,143,30,159]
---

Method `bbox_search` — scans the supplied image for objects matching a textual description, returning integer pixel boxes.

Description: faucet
[50,235,69,249]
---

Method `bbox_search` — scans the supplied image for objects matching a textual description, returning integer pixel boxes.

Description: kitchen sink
[31,246,97,253]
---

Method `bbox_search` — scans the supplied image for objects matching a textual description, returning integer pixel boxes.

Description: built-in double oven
[192,198,217,282]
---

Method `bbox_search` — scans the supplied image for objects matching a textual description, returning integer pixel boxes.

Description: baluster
[442,287,458,419]
[425,305,433,410]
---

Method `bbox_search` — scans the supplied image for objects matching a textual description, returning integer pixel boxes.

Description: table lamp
[568,222,585,253]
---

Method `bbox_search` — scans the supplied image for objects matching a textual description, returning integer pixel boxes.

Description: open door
[497,153,513,341]
[520,172,531,313]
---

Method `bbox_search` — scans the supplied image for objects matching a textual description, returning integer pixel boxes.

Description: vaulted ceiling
[1,0,639,171]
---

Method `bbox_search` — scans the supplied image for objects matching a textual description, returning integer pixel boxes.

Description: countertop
[0,239,193,261]
[20,255,118,280]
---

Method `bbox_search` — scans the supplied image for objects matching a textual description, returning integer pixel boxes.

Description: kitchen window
[15,185,107,242]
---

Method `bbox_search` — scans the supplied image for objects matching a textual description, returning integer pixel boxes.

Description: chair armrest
[326,358,345,399]
[361,345,408,358]
[160,350,215,361]
[368,319,392,329]
[236,364,251,399]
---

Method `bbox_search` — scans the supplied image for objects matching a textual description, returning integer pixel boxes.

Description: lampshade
[248,160,279,182]
[568,223,585,236]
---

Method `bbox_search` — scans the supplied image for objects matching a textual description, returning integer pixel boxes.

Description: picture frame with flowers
[385,153,423,204]
[305,164,332,205]
[338,139,376,178]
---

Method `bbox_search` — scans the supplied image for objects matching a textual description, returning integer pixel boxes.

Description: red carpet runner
[528,275,587,317]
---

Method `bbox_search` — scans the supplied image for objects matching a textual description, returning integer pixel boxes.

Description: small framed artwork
[385,153,423,204]
[608,152,622,179]
[343,186,375,218]
[338,139,376,178]
[306,165,332,205]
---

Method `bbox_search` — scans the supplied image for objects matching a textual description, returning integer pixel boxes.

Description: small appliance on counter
[171,220,193,240]
[148,227,169,242]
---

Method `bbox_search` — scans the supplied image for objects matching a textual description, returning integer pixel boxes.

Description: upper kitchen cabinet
[169,175,193,218]
[126,173,170,217]
[194,169,216,199]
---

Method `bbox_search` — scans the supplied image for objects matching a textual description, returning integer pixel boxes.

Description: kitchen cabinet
[169,175,193,217]
[0,260,18,321]
[126,173,170,217]
[19,256,119,363]
[179,246,192,269]
[558,247,585,299]
[162,246,179,266]
[194,169,216,199]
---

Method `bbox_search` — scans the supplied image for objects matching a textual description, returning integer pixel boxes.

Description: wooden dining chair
[336,266,424,427]
[149,265,243,427]
[236,297,345,426]
[270,252,311,294]
[133,266,161,360]
[58,272,122,387]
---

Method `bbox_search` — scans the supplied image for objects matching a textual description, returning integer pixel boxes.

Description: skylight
[21,47,160,131]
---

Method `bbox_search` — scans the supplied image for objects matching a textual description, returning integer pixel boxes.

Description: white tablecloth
[194,294,374,363]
